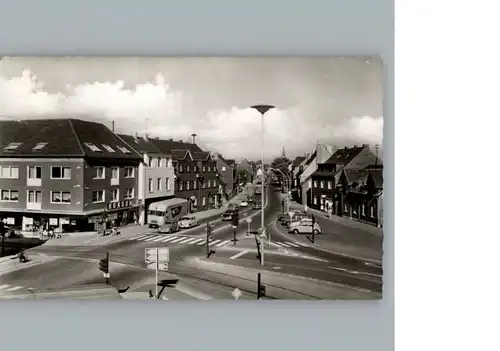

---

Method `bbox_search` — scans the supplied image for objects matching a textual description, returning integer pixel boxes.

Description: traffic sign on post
[146,262,169,271]
[145,247,169,265]
[287,211,295,219]
[246,217,252,224]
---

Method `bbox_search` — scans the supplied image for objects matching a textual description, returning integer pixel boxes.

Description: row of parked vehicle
[150,215,201,234]
[220,199,262,221]
[276,212,322,235]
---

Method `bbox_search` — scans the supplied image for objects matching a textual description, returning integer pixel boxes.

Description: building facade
[0,119,142,234]
[310,161,337,212]
[118,134,176,224]
[192,151,221,210]
[212,153,235,203]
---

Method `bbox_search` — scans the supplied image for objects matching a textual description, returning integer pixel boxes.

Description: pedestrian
[48,227,54,239]
[42,227,48,240]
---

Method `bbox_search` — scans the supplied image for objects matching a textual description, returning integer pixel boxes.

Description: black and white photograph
[0,56,384,300]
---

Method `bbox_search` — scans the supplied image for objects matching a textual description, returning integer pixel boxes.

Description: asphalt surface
[3,184,384,298]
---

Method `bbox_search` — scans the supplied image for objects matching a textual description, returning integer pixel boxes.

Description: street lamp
[251,105,275,257]
[246,217,252,236]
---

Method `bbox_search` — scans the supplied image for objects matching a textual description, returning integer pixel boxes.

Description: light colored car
[288,219,321,235]
[178,216,199,229]
[239,201,249,207]
[158,220,179,234]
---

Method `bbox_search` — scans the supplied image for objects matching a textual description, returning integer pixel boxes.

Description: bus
[147,198,189,228]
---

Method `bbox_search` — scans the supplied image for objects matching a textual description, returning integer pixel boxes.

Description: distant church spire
[281,145,286,158]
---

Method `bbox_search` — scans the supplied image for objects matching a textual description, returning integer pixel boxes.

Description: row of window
[0,188,134,204]
[148,177,172,193]
[177,163,216,173]
[94,166,134,179]
[311,195,376,217]
[147,156,171,168]
[313,180,333,189]
[177,179,218,191]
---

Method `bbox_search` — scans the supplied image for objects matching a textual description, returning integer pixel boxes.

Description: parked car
[239,201,249,207]
[276,213,286,222]
[280,211,308,225]
[252,202,262,210]
[288,219,321,235]
[178,215,199,229]
[221,209,238,221]
[158,220,179,234]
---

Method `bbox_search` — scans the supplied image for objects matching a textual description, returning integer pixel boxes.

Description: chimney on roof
[111,121,115,132]
[145,134,149,140]
[191,133,197,144]
[362,143,369,148]
[134,132,138,138]
[344,146,348,150]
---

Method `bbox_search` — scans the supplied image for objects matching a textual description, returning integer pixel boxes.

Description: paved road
[9,184,383,298]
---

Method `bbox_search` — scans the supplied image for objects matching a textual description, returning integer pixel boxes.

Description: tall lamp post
[251,105,275,261]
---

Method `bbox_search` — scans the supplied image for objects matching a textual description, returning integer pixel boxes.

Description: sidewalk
[282,194,383,236]
[0,253,52,275]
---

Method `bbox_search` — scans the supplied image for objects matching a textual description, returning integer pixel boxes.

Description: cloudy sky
[0,56,383,161]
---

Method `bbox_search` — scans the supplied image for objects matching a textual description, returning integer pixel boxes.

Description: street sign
[232,225,237,229]
[287,211,295,218]
[103,273,110,278]
[146,262,169,271]
[246,218,252,223]
[260,228,267,238]
[232,288,242,300]
[145,247,169,264]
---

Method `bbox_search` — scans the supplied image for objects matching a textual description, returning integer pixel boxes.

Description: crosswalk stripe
[160,236,179,243]
[152,236,166,242]
[0,284,10,291]
[209,239,221,246]
[216,240,230,247]
[170,237,186,243]
[294,242,309,247]
[197,240,207,246]
[178,238,194,244]
[4,286,23,292]
[184,238,202,244]
[131,234,149,240]
[144,236,159,242]
[286,242,300,247]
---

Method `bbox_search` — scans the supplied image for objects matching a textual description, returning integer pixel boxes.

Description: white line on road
[327,266,382,278]
[160,236,180,243]
[286,242,300,247]
[143,236,160,242]
[0,284,11,291]
[197,240,207,246]
[132,235,149,240]
[169,237,186,243]
[230,250,249,259]
[209,239,221,246]
[184,238,202,244]
[216,240,231,247]
[3,286,23,292]
[178,237,195,244]
[152,236,166,242]
[276,242,291,248]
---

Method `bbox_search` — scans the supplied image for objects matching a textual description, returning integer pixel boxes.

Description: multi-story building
[237,159,255,184]
[310,159,337,212]
[118,134,177,224]
[299,144,334,207]
[148,139,219,212]
[0,118,142,233]
[212,153,235,203]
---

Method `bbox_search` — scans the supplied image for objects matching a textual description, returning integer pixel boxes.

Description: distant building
[212,153,236,202]
[237,159,255,184]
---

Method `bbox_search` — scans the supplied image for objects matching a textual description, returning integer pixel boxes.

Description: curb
[271,221,382,266]
[0,259,43,275]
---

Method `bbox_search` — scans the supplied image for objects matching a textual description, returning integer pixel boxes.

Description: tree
[271,156,291,180]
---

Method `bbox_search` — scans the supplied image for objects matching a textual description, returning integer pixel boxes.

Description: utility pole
[311,214,316,244]
[375,144,380,166]
[206,221,210,258]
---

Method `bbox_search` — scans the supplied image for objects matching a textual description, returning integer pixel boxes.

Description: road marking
[144,236,160,242]
[170,237,186,243]
[364,262,382,268]
[197,240,208,246]
[160,236,180,243]
[184,238,202,244]
[276,242,291,248]
[286,242,300,247]
[3,286,23,292]
[161,296,169,300]
[230,250,249,259]
[0,284,11,291]
[131,234,149,240]
[209,239,221,246]
[216,240,231,247]
[327,266,382,278]
[152,236,166,242]
[178,237,194,244]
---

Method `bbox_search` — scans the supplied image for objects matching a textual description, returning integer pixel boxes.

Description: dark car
[221,209,238,221]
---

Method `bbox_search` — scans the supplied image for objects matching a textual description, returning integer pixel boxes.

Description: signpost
[246,217,252,236]
[145,247,170,298]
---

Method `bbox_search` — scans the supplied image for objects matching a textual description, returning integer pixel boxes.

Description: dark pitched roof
[0,118,141,160]
[368,169,383,188]
[148,138,203,154]
[293,156,306,167]
[325,146,365,165]
[170,149,191,161]
[192,151,211,161]
[304,151,317,167]
[118,134,163,154]
[343,170,368,185]
[226,159,235,167]
[311,170,335,178]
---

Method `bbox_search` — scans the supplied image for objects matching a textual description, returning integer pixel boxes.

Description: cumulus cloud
[0,69,383,160]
